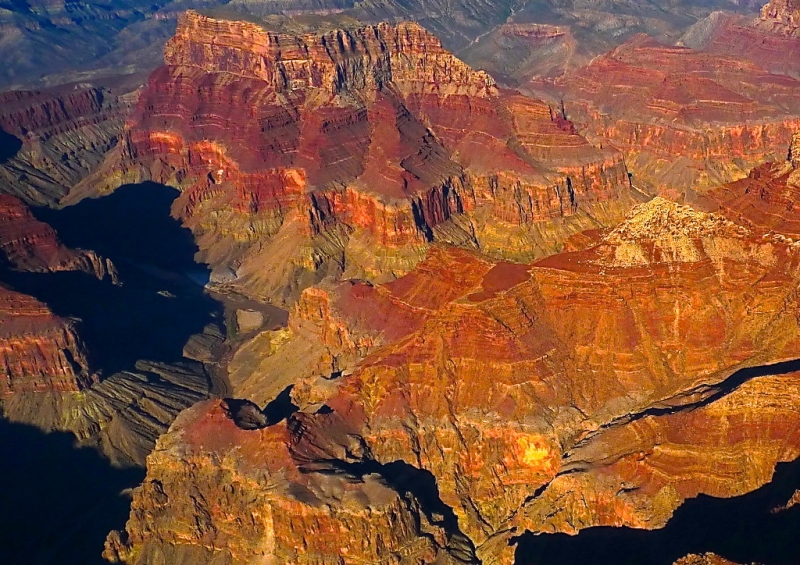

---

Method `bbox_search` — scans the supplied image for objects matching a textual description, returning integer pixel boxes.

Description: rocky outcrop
[0,285,94,396]
[109,191,800,563]
[104,398,474,564]
[76,10,632,304]
[0,85,131,206]
[760,0,800,34]
[519,371,800,533]
[532,34,800,197]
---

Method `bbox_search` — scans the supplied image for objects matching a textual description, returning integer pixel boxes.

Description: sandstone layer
[530,33,800,198]
[0,285,94,396]
[109,184,800,563]
[76,10,633,305]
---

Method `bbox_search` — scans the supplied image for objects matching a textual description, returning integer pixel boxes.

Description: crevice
[565,357,800,458]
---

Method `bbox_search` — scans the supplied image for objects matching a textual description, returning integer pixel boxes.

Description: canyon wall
[78,10,633,304]
[0,286,93,396]
[531,34,800,198]
[0,85,131,206]
[109,155,800,563]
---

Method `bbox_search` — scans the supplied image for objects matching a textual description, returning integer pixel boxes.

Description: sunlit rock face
[0,285,94,396]
[79,10,633,305]
[108,138,800,563]
[104,398,475,565]
[528,33,800,199]
[760,0,800,33]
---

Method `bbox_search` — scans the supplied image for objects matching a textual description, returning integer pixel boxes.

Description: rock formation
[76,10,632,305]
[760,0,800,34]
[0,183,210,466]
[0,194,113,277]
[702,130,800,236]
[0,85,132,206]
[529,33,800,197]
[0,285,94,396]
[103,398,475,564]
[107,168,800,562]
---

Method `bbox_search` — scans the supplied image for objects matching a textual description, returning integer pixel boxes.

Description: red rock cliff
[0,286,94,396]
[82,10,632,304]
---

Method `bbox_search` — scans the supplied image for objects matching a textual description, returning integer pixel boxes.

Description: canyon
[72,10,634,305]
[1,1,800,565]
[104,135,800,563]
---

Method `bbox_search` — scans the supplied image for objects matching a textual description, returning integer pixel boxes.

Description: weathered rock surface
[0,285,94,396]
[701,130,800,236]
[530,33,800,197]
[76,10,632,305]
[104,398,475,564]
[0,194,113,277]
[0,85,132,206]
[1,360,209,466]
[109,185,800,563]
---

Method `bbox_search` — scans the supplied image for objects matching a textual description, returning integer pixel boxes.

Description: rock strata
[0,85,131,206]
[108,185,800,563]
[78,10,632,304]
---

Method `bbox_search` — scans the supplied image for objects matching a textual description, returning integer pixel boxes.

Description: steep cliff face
[0,85,130,206]
[531,34,800,197]
[79,10,632,304]
[0,194,112,277]
[110,183,800,563]
[0,285,93,396]
[105,398,474,565]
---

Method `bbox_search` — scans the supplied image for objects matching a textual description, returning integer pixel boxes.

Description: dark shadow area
[515,457,800,565]
[2,182,221,376]
[0,128,22,164]
[35,182,203,272]
[223,387,298,430]
[613,358,800,428]
[263,385,298,425]
[0,418,144,565]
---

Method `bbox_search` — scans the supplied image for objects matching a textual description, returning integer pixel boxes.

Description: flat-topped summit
[168,10,497,98]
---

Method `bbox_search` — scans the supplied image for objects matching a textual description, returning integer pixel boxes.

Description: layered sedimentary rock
[78,10,632,304]
[0,194,113,277]
[2,359,211,466]
[104,398,474,564]
[530,33,800,197]
[519,371,800,533]
[701,130,800,236]
[0,85,131,205]
[0,285,93,396]
[678,3,800,80]
[110,188,800,563]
